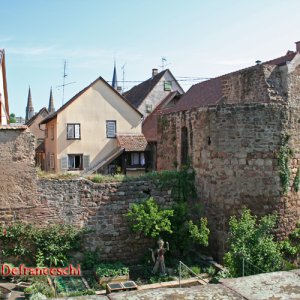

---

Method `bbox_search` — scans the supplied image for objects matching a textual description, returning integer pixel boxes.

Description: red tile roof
[167,49,299,113]
[116,134,148,152]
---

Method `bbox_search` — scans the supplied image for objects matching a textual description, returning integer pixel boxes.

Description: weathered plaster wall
[0,127,37,223]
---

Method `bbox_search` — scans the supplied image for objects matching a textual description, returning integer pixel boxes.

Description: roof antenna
[121,63,126,93]
[56,60,76,106]
[160,57,169,71]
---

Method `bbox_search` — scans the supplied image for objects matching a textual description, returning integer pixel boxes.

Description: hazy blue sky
[2,0,300,117]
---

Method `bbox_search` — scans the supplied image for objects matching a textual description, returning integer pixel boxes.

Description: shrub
[95,262,129,278]
[224,208,282,277]
[127,197,173,238]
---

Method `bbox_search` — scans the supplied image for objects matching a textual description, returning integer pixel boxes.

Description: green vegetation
[294,167,300,192]
[9,113,16,123]
[127,197,174,238]
[0,223,85,267]
[280,221,300,267]
[127,167,210,258]
[278,134,293,195]
[95,262,129,278]
[224,208,282,277]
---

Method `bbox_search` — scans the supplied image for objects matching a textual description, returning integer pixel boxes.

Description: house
[142,91,182,170]
[25,88,55,169]
[123,68,184,117]
[40,77,148,175]
[156,41,300,260]
[0,49,9,125]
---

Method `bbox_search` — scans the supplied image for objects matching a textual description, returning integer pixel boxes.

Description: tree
[224,208,282,277]
[127,197,173,238]
[9,113,16,123]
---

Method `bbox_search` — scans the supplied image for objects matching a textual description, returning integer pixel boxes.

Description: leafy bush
[30,293,47,300]
[95,262,129,278]
[0,222,85,267]
[224,208,282,277]
[280,221,300,267]
[127,197,173,238]
[82,249,101,270]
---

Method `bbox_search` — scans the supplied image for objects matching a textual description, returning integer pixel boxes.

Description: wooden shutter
[106,121,116,138]
[74,124,80,139]
[61,156,68,170]
[67,125,74,139]
[83,155,90,169]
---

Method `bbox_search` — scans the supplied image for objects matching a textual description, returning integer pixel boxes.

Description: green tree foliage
[224,209,282,277]
[127,197,173,238]
[0,223,85,267]
[9,113,16,123]
[280,221,300,266]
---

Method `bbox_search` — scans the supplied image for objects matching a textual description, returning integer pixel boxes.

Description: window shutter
[67,125,74,139]
[61,156,68,170]
[74,124,80,139]
[107,121,116,138]
[83,155,90,169]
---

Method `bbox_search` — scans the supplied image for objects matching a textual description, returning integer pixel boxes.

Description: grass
[37,169,80,180]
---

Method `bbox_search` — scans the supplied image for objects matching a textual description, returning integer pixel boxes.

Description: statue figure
[149,238,169,275]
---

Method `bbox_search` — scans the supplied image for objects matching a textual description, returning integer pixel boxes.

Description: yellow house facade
[41,77,147,174]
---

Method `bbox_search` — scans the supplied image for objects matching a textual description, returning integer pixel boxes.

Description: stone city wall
[157,102,300,259]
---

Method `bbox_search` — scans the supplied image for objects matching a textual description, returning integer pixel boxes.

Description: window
[145,104,152,113]
[106,120,116,138]
[164,81,172,91]
[129,152,145,167]
[68,154,83,170]
[181,127,188,165]
[67,124,81,140]
[50,125,54,140]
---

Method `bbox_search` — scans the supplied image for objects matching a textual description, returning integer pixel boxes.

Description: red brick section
[142,91,179,142]
[116,134,148,152]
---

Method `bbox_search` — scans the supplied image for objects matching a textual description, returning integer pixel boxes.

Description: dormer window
[164,81,172,91]
[146,104,153,113]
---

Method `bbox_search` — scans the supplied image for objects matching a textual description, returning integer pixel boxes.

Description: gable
[58,79,142,127]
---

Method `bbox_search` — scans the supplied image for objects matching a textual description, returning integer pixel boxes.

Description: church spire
[112,60,118,90]
[25,86,34,122]
[48,87,55,113]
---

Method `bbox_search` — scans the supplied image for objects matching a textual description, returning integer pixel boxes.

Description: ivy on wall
[278,135,293,195]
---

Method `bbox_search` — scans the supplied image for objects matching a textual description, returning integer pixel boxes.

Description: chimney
[152,68,158,77]
[296,41,300,53]
[117,86,122,94]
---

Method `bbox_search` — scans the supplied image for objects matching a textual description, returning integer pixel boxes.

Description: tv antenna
[56,60,76,105]
[121,63,126,93]
[160,57,169,70]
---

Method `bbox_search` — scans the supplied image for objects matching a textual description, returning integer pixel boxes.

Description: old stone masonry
[157,47,300,259]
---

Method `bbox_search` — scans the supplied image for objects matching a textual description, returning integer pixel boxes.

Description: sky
[2,0,300,118]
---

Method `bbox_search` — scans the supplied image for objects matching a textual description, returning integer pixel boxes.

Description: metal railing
[178,261,205,288]
[241,257,266,277]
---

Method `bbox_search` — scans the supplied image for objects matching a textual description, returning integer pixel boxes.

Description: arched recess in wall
[181,126,188,165]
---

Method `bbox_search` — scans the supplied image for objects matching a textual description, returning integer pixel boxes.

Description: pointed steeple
[112,60,118,90]
[25,86,34,122]
[48,87,55,113]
